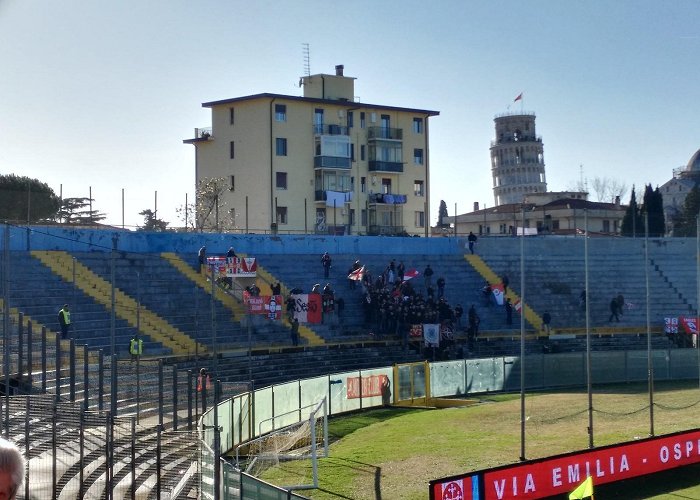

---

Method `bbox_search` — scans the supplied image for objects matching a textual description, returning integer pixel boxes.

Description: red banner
[243,294,282,319]
[206,256,257,277]
[290,293,322,324]
[431,428,700,499]
[347,374,389,399]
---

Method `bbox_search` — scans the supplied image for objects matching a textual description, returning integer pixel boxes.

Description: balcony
[368,225,405,236]
[368,126,402,141]
[314,156,351,169]
[368,161,403,173]
[183,126,212,144]
[315,190,352,202]
[368,193,407,205]
[313,124,349,136]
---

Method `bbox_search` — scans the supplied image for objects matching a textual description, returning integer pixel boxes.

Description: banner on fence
[424,323,440,347]
[206,256,257,277]
[346,374,389,399]
[244,293,282,319]
[290,293,322,324]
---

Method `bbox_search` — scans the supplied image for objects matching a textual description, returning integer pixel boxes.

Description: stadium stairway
[32,250,203,356]
[161,252,307,348]
[465,254,542,330]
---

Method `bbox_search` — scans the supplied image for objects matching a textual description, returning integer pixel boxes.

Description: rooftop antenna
[303,43,311,77]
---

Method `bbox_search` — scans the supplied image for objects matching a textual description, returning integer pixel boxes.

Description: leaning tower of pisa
[490,112,547,206]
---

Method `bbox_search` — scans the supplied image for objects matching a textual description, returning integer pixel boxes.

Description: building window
[415,211,425,228]
[229,141,235,159]
[276,138,287,156]
[414,148,424,165]
[360,145,366,161]
[381,178,392,194]
[229,175,235,191]
[349,209,355,225]
[361,209,367,226]
[229,107,235,125]
[314,108,324,133]
[276,172,288,189]
[351,144,355,162]
[347,111,354,128]
[413,117,423,133]
[414,180,424,197]
[603,220,610,232]
[360,112,365,128]
[276,206,288,225]
[361,177,366,193]
[275,104,287,122]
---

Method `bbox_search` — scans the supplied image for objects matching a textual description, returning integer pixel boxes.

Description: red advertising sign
[347,374,389,399]
[431,428,700,499]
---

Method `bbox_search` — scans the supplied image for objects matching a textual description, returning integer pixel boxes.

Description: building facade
[184,66,439,236]
[448,192,625,237]
[490,112,547,206]
[660,148,700,235]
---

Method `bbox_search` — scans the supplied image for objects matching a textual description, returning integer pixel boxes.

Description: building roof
[200,92,440,116]
[461,198,624,217]
[686,148,700,172]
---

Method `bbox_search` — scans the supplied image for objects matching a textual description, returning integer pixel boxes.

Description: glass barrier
[431,360,466,398]
[329,370,363,414]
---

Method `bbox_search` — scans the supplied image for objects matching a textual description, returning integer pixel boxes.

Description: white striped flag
[403,268,420,281]
[348,265,365,281]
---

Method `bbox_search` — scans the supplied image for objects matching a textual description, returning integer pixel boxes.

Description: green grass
[259,380,700,499]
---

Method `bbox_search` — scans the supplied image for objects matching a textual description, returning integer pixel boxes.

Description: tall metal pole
[519,206,526,461]
[210,265,217,377]
[697,214,700,388]
[136,271,141,424]
[121,188,125,229]
[646,213,654,436]
[3,224,10,435]
[585,209,593,448]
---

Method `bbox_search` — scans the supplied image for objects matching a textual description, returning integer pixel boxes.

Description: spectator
[286,295,296,322]
[505,298,513,326]
[311,283,321,294]
[248,283,260,297]
[226,247,237,258]
[501,274,510,296]
[616,293,625,316]
[468,305,480,338]
[454,304,464,330]
[271,282,281,295]
[481,282,493,307]
[542,311,552,335]
[579,289,587,310]
[0,437,25,499]
[58,304,71,339]
[198,246,207,265]
[129,335,143,362]
[436,277,446,299]
[321,252,332,278]
[397,261,405,282]
[608,297,621,322]
[290,318,300,346]
[468,231,478,254]
[423,264,434,290]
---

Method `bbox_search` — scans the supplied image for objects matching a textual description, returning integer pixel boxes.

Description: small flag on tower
[514,92,523,102]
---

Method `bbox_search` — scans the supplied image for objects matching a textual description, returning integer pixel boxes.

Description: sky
[1,0,699,229]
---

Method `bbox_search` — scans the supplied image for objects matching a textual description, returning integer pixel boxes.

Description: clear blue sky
[1,0,698,229]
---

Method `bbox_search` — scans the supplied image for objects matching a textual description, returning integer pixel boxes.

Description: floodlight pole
[519,206,526,461]
[646,213,654,437]
[585,209,593,448]
[697,214,700,388]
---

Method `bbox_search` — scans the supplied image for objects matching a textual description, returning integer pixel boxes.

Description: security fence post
[55,324,62,402]
[214,379,221,500]
[156,423,162,499]
[172,363,178,430]
[70,339,76,401]
[131,416,136,500]
[158,359,164,430]
[41,326,47,393]
[98,349,104,412]
[83,344,89,411]
[52,401,58,500]
[24,396,29,499]
[27,320,33,392]
[110,354,118,417]
[79,409,85,498]
[187,369,193,431]
[18,315,24,382]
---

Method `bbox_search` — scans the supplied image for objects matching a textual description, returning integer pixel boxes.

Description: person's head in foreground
[0,437,24,499]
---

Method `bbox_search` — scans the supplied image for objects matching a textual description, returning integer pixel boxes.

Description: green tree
[437,200,449,228]
[640,184,665,237]
[57,197,106,225]
[0,174,60,223]
[138,209,169,232]
[672,184,700,237]
[621,186,643,237]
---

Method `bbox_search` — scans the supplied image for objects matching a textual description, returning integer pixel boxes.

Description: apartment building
[184,66,439,236]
